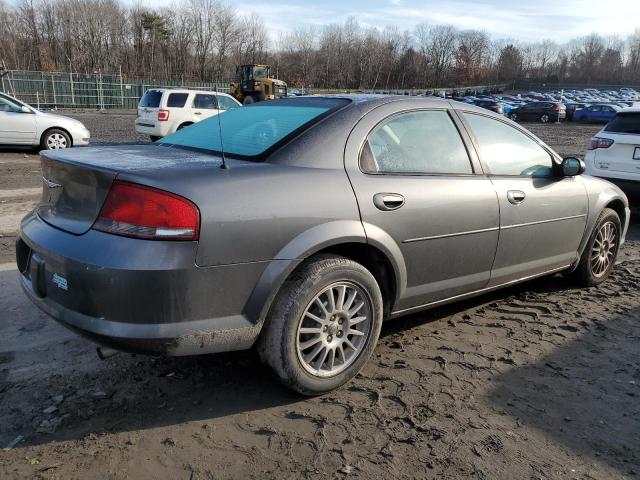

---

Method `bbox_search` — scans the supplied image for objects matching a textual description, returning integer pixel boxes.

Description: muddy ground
[0,114,639,479]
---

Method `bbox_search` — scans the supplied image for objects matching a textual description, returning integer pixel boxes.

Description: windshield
[157,98,349,159]
[604,113,640,134]
[253,66,269,78]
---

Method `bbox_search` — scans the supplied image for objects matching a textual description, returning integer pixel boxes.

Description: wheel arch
[40,126,73,148]
[243,220,406,333]
[576,184,629,262]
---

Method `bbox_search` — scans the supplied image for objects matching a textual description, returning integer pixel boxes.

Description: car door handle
[507,190,526,205]
[373,193,405,211]
[194,111,202,115]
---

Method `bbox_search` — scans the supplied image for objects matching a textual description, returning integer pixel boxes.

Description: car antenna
[215,85,229,170]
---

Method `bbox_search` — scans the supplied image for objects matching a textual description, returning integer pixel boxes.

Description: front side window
[166,93,188,108]
[193,94,217,109]
[360,110,472,175]
[0,95,22,112]
[217,96,240,110]
[463,113,553,177]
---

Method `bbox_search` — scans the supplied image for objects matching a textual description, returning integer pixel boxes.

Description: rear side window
[464,113,553,177]
[167,93,188,108]
[605,113,640,134]
[139,90,162,108]
[360,110,472,175]
[193,94,217,109]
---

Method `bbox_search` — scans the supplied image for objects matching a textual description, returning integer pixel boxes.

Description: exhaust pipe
[96,346,120,360]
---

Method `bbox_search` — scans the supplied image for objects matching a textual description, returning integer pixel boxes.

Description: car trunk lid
[36,145,225,235]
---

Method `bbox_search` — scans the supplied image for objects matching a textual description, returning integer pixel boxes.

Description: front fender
[577,176,630,260]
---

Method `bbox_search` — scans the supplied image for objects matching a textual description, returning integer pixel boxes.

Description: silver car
[17,96,629,394]
[0,92,90,149]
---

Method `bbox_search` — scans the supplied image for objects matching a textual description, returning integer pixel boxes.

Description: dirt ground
[0,114,639,479]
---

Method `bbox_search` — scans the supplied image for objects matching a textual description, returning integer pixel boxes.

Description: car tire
[510,113,518,121]
[150,136,161,142]
[572,208,621,287]
[540,114,550,123]
[257,254,383,395]
[41,129,71,150]
[243,96,256,105]
[177,123,192,131]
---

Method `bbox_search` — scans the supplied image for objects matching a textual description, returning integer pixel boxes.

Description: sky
[130,0,640,43]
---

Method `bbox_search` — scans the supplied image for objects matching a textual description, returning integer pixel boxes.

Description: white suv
[585,107,640,198]
[135,89,241,140]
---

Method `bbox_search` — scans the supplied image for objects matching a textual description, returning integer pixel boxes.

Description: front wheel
[258,255,383,395]
[510,113,518,122]
[572,208,621,286]
[41,129,71,150]
[540,113,550,123]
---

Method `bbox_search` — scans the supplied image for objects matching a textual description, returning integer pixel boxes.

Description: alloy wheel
[46,133,68,149]
[296,281,372,378]
[590,221,617,278]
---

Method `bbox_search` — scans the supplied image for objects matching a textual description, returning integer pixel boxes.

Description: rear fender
[243,220,366,329]
[243,220,407,331]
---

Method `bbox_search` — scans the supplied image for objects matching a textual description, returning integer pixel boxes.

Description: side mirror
[20,105,32,114]
[562,157,585,177]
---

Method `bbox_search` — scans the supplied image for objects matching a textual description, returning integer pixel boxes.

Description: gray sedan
[17,95,629,394]
[0,92,90,149]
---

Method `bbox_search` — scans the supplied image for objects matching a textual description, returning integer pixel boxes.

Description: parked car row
[455,87,639,124]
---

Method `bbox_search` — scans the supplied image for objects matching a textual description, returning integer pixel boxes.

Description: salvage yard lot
[0,112,639,479]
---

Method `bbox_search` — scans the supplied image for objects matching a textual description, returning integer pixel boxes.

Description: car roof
[309,94,499,116]
[147,88,234,97]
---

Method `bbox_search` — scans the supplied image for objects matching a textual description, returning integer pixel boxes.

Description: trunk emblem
[52,273,68,291]
[42,176,62,189]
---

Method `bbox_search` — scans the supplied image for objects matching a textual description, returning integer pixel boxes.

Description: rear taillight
[552,104,559,112]
[158,109,169,121]
[589,137,614,150]
[93,181,200,240]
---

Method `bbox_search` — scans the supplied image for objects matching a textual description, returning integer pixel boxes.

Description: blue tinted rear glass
[157,101,341,158]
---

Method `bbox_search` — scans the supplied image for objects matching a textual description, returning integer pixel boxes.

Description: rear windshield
[157,98,350,159]
[167,93,188,108]
[139,90,163,108]
[604,113,640,134]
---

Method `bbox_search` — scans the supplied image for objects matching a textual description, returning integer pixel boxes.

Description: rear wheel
[510,113,518,121]
[149,135,161,142]
[258,254,383,395]
[243,95,256,105]
[572,208,621,286]
[540,113,550,123]
[41,129,71,150]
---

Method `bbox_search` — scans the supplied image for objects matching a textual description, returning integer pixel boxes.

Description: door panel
[344,102,500,312]
[0,111,37,144]
[460,111,588,285]
[355,175,499,309]
[488,177,587,285]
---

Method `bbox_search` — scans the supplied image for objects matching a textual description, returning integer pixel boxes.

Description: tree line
[2,0,640,89]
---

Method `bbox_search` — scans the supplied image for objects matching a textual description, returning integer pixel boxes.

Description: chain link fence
[0,69,510,110]
[0,70,230,110]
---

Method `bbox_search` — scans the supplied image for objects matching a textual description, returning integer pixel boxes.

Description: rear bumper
[18,211,268,355]
[134,119,172,138]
